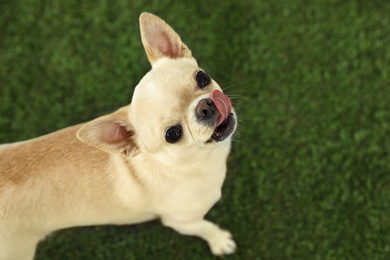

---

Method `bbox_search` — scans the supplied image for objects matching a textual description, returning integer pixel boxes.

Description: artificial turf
[1,0,389,259]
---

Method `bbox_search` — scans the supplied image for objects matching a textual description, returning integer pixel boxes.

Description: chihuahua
[0,13,237,259]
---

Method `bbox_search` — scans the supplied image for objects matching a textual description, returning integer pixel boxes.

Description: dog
[0,13,237,259]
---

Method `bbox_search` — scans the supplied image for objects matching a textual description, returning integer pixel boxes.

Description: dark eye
[165,125,182,143]
[196,71,211,88]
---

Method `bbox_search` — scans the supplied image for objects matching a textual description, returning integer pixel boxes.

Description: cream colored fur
[0,13,236,260]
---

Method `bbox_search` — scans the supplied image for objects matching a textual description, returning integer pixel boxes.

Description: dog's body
[0,13,237,260]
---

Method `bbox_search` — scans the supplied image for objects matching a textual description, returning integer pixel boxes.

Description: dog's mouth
[207,113,236,143]
[205,90,235,142]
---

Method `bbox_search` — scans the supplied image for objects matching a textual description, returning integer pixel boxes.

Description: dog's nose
[196,98,217,121]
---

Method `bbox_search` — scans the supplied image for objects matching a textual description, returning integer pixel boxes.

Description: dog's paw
[208,229,236,256]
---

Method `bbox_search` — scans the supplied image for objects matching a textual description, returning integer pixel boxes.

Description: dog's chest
[113,152,227,218]
[152,163,226,217]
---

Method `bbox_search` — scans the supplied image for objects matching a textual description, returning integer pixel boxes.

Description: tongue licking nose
[210,90,232,127]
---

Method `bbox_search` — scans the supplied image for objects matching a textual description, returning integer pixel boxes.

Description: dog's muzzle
[196,90,236,142]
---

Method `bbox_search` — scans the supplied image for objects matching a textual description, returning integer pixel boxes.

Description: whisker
[223,80,248,90]
[226,93,250,101]
[223,80,249,91]
[222,81,251,101]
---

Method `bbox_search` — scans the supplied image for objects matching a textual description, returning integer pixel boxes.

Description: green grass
[1,0,390,259]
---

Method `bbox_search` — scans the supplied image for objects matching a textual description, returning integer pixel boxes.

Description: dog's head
[77,13,236,158]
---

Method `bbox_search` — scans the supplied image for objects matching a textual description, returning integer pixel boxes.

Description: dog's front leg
[161,217,236,255]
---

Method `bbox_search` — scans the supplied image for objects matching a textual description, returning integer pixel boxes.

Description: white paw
[208,229,236,256]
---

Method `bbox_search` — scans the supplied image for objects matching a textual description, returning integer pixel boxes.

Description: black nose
[196,98,217,122]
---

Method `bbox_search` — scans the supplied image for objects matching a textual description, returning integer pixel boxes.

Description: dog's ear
[139,12,192,65]
[77,108,138,156]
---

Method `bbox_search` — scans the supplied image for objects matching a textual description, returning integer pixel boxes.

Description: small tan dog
[0,13,237,260]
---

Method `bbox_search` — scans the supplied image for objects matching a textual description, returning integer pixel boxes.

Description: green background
[1,0,389,259]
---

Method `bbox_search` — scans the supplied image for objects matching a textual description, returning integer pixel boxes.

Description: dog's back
[0,125,118,260]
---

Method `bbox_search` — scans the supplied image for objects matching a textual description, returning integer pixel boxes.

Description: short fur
[0,13,237,260]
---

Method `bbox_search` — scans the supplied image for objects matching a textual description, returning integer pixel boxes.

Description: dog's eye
[196,71,211,89]
[165,125,182,143]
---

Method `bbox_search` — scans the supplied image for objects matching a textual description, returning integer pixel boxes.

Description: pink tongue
[211,90,232,127]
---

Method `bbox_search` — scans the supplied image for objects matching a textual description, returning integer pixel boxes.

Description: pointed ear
[139,12,192,65]
[77,108,138,156]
